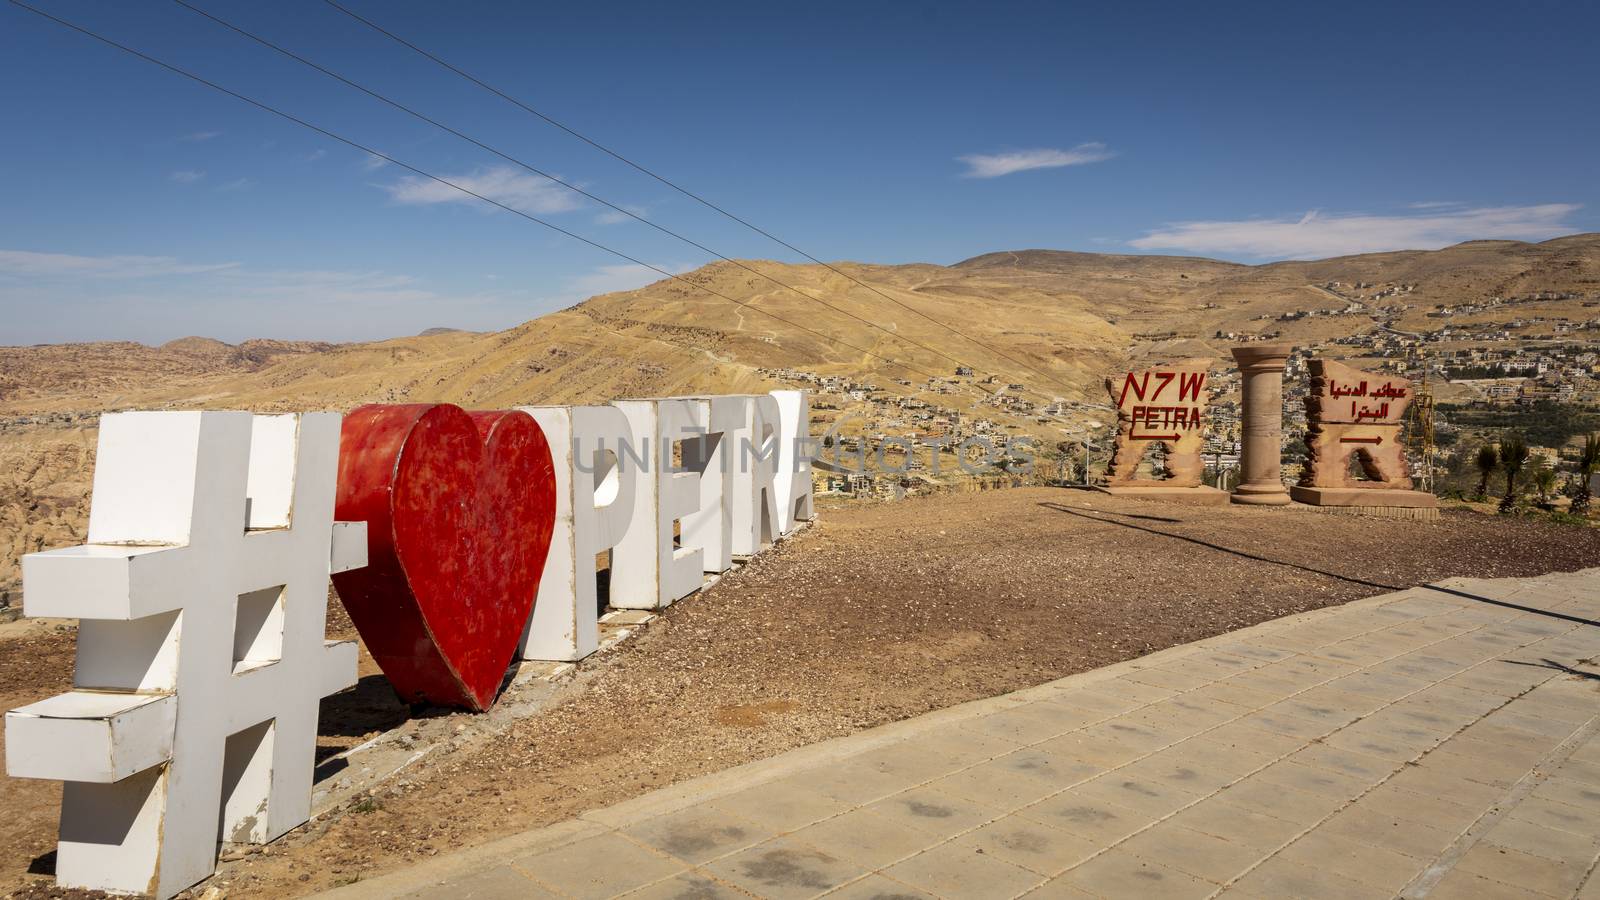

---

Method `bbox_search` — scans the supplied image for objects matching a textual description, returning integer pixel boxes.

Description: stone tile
[1530,775,1600,811]
[1181,679,1283,711]
[904,728,1027,769]
[623,805,771,864]
[989,747,1106,789]
[1428,868,1544,900]
[1210,779,1343,827]
[397,864,559,899]
[1266,698,1365,730]
[1288,683,1391,717]
[1455,842,1590,898]
[707,777,853,833]
[928,758,1066,811]
[822,873,940,900]
[788,809,937,870]
[1113,742,1269,795]
[1417,746,1533,790]
[1445,663,1552,697]
[1353,785,1487,834]
[1071,771,1203,818]
[1270,830,1426,893]
[1316,805,1462,860]
[1508,795,1595,836]
[1224,856,1390,900]
[959,701,1101,746]
[1166,799,1304,851]
[703,836,867,900]
[1454,723,1561,764]
[513,832,688,900]
[1322,721,1434,762]
[1128,705,1236,741]
[1126,665,1216,692]
[1249,760,1372,801]
[1481,814,1600,867]
[1310,637,1400,667]
[1084,716,1180,753]
[1055,685,1148,716]
[1382,651,1469,683]
[1036,727,1153,769]
[945,815,1099,876]
[793,758,933,806]
[1211,641,1294,663]
[1096,676,1181,704]
[1492,708,1586,740]
[1198,720,1308,758]
[865,786,1001,839]
[1329,669,1431,701]
[1056,849,1216,899]
[1118,822,1266,883]
[1285,743,1401,783]
[1240,708,1337,741]
[883,843,1047,899]
[1023,789,1155,844]
[617,872,748,900]
[1382,762,1504,809]
[1017,877,1101,899]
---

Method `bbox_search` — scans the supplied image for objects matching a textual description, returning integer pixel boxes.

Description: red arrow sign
[1340,436,1384,445]
[1132,433,1181,441]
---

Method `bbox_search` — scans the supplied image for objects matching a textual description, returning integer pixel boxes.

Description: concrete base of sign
[1096,485,1230,506]
[1290,485,1439,509]
[1229,483,1294,506]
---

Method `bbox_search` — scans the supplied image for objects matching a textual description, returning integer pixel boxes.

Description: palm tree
[1573,433,1599,517]
[1474,444,1498,501]
[1498,434,1529,513]
[1532,466,1557,511]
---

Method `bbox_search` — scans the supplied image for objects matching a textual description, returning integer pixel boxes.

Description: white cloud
[381,165,581,215]
[169,170,206,184]
[595,204,648,226]
[1408,200,1462,209]
[300,149,328,162]
[0,249,239,279]
[1129,203,1582,260]
[178,131,220,142]
[215,177,254,193]
[360,152,389,172]
[958,143,1115,178]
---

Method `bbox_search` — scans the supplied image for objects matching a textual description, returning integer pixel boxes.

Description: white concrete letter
[612,399,707,609]
[516,405,637,660]
[5,411,361,899]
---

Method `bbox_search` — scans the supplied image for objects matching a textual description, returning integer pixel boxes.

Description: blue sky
[2,0,1596,344]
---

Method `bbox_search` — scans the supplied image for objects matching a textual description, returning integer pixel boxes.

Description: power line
[5,0,952,385]
[323,0,1078,398]
[169,0,1018,389]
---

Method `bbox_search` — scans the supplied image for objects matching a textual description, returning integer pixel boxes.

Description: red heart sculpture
[332,404,556,711]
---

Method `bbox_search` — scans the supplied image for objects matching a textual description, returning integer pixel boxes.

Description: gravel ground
[5,487,1599,898]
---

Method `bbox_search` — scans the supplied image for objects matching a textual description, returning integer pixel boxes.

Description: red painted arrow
[1340,436,1384,445]
[1133,433,1181,441]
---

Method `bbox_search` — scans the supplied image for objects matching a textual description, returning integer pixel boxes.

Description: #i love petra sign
[4,390,813,898]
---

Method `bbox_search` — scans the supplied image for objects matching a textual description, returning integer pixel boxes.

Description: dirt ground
[5,487,1600,898]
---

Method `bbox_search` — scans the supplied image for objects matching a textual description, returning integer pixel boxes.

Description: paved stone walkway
[324,569,1600,900]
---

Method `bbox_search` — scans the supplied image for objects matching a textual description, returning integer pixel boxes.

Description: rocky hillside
[2,233,1597,600]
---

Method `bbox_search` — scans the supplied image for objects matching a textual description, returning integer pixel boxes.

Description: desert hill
[2,233,1599,599]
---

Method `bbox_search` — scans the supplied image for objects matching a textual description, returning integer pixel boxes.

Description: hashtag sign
[4,412,365,898]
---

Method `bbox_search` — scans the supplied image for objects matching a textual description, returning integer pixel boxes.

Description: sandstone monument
[1102,358,1227,504]
[1291,358,1438,517]
[1230,345,1295,506]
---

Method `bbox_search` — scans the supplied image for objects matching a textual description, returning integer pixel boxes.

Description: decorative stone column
[1230,344,1294,506]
